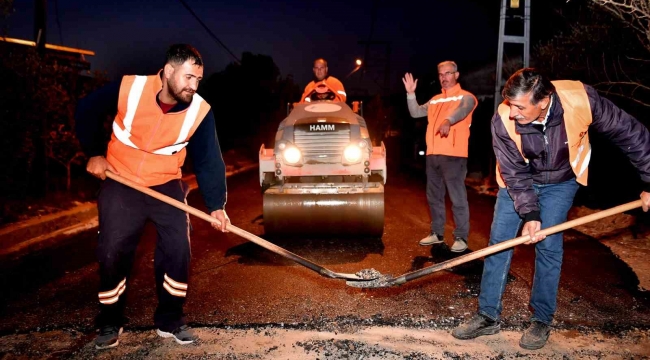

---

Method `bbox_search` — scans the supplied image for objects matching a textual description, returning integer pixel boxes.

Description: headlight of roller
[343,144,362,163]
[283,147,302,164]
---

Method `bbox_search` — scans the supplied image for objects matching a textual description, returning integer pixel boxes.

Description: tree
[536,0,650,207]
[45,124,85,191]
[0,0,12,21]
[589,0,650,52]
[553,0,650,107]
[199,52,292,152]
[363,94,395,146]
[589,0,650,107]
[0,43,107,199]
[44,65,108,191]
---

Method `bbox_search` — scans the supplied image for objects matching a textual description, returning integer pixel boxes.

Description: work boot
[419,232,444,246]
[450,237,468,252]
[95,325,123,350]
[452,313,500,339]
[156,325,198,345]
[519,321,551,350]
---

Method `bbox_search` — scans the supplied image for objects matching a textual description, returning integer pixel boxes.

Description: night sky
[5,0,512,89]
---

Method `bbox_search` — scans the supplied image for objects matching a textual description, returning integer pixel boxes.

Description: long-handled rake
[105,171,378,281]
[347,199,643,288]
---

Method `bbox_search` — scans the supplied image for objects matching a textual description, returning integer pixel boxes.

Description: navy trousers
[95,178,191,332]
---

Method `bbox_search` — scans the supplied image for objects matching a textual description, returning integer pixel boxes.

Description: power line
[177,0,241,64]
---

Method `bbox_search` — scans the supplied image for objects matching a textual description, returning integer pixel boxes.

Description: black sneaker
[95,326,123,350]
[519,321,551,350]
[452,314,500,340]
[156,325,198,345]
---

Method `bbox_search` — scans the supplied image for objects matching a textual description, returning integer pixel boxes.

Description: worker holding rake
[75,44,229,349]
[452,68,650,350]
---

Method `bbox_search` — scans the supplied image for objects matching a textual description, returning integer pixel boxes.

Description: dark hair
[502,68,555,105]
[166,44,203,67]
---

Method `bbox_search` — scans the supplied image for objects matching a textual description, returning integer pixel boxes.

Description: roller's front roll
[263,187,384,237]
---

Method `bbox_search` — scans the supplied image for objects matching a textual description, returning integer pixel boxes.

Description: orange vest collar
[442,83,462,96]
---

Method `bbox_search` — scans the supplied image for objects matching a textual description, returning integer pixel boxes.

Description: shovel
[347,199,643,288]
[105,171,377,281]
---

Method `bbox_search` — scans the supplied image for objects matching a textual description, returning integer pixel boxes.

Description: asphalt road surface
[1,163,649,358]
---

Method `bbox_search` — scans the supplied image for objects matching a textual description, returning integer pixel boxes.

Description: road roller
[258,99,387,237]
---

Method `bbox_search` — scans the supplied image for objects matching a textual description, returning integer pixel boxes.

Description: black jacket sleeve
[491,113,541,222]
[586,85,650,192]
[187,110,228,212]
[74,80,121,157]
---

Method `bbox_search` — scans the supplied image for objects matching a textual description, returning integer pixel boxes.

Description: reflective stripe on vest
[429,95,463,105]
[152,97,203,155]
[112,76,205,156]
[495,80,592,188]
[113,75,147,149]
[424,84,476,157]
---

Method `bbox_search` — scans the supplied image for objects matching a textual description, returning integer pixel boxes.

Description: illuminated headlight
[283,147,301,164]
[344,144,362,163]
[278,142,286,150]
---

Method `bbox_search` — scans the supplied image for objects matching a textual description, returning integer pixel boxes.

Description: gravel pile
[347,268,394,288]
[295,338,434,359]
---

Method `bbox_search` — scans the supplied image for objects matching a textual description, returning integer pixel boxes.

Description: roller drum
[263,192,384,237]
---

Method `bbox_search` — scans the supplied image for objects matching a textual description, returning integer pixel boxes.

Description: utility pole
[489,0,530,184]
[34,0,48,194]
[34,0,47,55]
[357,40,391,95]
[356,0,392,145]
[494,0,530,112]
[357,40,392,146]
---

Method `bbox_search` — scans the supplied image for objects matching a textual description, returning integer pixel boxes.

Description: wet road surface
[1,165,649,339]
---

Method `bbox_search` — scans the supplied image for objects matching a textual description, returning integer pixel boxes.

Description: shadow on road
[408,243,484,276]
[0,230,98,315]
[224,234,385,266]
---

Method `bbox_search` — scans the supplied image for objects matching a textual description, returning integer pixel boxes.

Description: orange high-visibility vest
[301,76,347,103]
[106,72,211,186]
[425,83,477,158]
[495,80,592,188]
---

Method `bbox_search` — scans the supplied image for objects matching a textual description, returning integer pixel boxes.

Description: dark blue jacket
[492,84,650,222]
